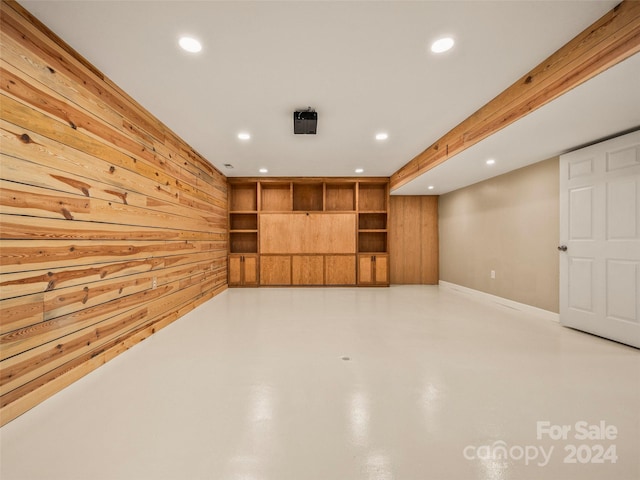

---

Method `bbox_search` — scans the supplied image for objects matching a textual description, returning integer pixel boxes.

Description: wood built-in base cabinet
[229,178,389,287]
[358,254,389,285]
[228,254,259,287]
[260,256,292,286]
[292,255,324,285]
[260,255,357,286]
[326,255,357,285]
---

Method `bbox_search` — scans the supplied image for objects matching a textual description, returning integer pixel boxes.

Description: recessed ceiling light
[428,185,435,190]
[375,133,388,141]
[259,168,268,174]
[237,132,251,140]
[179,36,202,53]
[486,158,496,165]
[355,168,364,174]
[431,37,454,54]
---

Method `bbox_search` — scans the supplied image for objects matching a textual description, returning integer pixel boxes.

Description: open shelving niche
[229,181,258,254]
[357,182,388,254]
[260,182,293,212]
[257,181,358,213]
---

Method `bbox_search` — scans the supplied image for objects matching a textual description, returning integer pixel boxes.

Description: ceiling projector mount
[293,107,317,134]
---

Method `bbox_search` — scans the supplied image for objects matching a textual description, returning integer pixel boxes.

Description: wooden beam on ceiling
[390,0,640,191]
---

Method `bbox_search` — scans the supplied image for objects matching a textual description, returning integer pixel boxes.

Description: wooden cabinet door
[229,255,242,285]
[292,255,324,285]
[260,213,356,254]
[326,255,356,285]
[373,255,389,285]
[358,255,374,284]
[260,256,291,285]
[229,255,258,286]
[358,255,388,285]
[243,255,258,286]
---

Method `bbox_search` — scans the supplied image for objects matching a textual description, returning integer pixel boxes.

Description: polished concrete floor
[1,286,638,480]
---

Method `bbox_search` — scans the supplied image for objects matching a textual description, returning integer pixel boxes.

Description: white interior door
[560,130,640,348]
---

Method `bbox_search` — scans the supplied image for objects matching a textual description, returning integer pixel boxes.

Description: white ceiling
[19,0,638,194]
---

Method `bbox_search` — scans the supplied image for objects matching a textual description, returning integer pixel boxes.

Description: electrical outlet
[490,270,496,279]
[152,276,157,289]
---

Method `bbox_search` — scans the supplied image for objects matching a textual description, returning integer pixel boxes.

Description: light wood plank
[0,180,217,232]
[0,0,228,426]
[0,214,224,241]
[0,282,226,426]
[0,262,224,359]
[0,94,223,207]
[0,239,223,274]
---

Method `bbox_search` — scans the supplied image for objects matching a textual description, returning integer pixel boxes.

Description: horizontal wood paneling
[0,0,227,426]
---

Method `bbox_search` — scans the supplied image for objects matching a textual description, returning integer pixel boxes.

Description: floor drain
[341,356,351,361]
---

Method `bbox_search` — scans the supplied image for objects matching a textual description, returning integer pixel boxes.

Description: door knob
[557,245,568,252]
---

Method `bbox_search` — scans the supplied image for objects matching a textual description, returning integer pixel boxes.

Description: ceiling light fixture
[237,132,251,140]
[428,185,435,190]
[179,36,202,53]
[486,159,496,165]
[355,168,364,174]
[431,37,454,54]
[375,133,388,141]
[259,168,268,174]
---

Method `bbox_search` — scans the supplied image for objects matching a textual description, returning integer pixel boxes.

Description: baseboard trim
[438,280,560,323]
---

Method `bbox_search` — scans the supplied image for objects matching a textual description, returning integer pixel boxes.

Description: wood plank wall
[389,196,438,284]
[0,0,228,426]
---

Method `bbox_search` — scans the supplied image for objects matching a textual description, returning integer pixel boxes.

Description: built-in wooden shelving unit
[229,181,258,255]
[228,178,389,286]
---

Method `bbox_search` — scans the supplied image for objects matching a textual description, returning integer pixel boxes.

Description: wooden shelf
[359,212,387,230]
[358,232,387,253]
[230,231,258,253]
[230,213,258,231]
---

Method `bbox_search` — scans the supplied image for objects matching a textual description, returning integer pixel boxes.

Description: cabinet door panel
[292,256,324,285]
[260,213,356,254]
[260,256,291,285]
[326,255,356,285]
[229,256,242,285]
[374,255,389,284]
[358,255,374,284]
[244,255,258,286]
[305,214,356,253]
